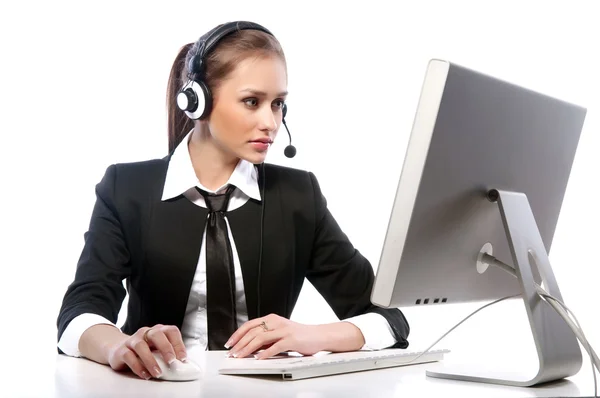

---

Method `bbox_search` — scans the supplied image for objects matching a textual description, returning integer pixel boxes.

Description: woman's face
[206,54,288,164]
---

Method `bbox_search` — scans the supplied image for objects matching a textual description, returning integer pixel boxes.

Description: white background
[0,0,598,387]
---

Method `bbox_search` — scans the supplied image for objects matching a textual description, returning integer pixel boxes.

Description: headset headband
[188,21,274,78]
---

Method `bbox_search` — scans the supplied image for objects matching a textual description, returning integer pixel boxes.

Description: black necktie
[198,184,238,350]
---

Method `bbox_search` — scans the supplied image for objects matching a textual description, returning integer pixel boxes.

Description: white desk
[9,345,595,397]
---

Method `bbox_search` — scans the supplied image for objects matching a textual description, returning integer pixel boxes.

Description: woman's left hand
[225,314,365,360]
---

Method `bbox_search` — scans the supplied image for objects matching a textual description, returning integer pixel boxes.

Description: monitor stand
[426,189,582,387]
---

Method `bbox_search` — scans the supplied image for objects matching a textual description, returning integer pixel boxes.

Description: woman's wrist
[317,322,365,353]
[79,324,128,364]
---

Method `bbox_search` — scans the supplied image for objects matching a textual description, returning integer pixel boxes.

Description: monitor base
[427,189,582,387]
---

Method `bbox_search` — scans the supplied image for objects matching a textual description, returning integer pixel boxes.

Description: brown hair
[166,29,287,154]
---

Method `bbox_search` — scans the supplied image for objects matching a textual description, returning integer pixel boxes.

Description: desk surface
[8,345,596,398]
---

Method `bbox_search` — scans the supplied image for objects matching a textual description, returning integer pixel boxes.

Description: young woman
[56,21,410,381]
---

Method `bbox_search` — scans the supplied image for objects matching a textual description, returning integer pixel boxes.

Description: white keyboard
[219,348,450,380]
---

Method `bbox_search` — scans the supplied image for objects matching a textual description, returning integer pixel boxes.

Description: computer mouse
[151,351,202,381]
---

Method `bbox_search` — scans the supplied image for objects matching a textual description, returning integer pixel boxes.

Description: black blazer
[56,158,410,350]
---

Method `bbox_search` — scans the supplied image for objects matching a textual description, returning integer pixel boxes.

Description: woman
[56,21,410,381]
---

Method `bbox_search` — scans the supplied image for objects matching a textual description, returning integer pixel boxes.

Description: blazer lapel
[258,181,296,319]
[145,195,208,328]
[227,200,262,320]
[227,178,295,320]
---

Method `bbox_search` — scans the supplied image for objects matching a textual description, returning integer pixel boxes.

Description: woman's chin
[241,150,269,165]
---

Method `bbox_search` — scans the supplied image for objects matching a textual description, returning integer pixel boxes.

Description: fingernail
[232,352,238,358]
[225,340,232,348]
[141,370,151,380]
[153,366,162,377]
[166,353,176,365]
[253,354,259,359]
[180,356,187,362]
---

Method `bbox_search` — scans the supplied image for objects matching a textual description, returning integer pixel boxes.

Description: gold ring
[259,321,269,332]
[143,328,152,344]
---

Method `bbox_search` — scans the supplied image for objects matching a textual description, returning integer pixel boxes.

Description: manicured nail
[253,354,259,359]
[153,366,162,377]
[225,340,232,348]
[166,353,176,364]
[141,370,151,380]
[180,356,187,362]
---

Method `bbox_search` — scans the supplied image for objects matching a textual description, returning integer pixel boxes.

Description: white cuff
[57,313,118,357]
[343,312,397,350]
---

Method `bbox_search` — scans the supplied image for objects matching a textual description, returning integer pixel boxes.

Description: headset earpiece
[282,103,287,120]
[176,87,197,113]
[176,80,212,120]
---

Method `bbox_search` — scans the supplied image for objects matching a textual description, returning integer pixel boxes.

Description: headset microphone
[282,103,296,158]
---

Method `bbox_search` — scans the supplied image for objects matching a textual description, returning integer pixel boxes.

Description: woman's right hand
[105,324,187,380]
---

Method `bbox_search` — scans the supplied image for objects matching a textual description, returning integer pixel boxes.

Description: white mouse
[151,351,202,381]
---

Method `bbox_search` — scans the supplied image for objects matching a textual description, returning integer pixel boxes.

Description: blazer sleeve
[56,164,131,347]
[305,172,410,349]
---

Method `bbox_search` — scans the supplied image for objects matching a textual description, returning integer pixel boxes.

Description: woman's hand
[225,314,365,360]
[105,324,187,380]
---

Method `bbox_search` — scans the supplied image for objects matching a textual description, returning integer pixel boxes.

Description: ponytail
[166,43,194,154]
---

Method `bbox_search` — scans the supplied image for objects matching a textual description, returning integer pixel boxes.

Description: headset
[178,21,296,320]
[176,21,296,159]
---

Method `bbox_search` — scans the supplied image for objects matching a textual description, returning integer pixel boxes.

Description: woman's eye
[273,100,285,109]
[244,98,258,107]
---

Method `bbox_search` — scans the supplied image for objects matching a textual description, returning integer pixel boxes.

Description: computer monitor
[371,59,587,387]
